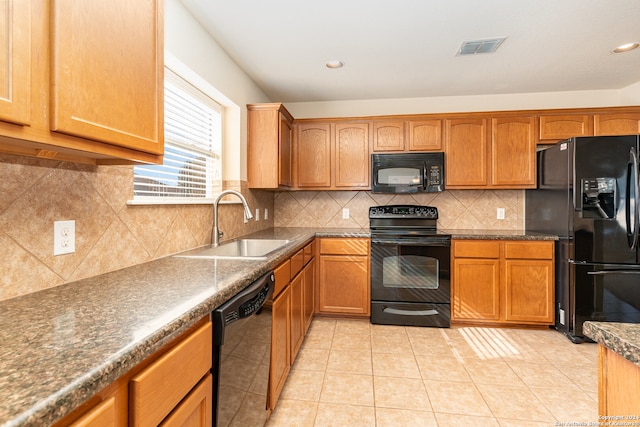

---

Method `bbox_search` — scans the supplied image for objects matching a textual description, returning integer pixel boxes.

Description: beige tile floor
[266,318,598,427]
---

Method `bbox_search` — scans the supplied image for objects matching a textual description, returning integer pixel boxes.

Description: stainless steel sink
[175,239,290,260]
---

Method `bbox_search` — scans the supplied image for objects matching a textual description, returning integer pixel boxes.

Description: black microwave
[371,153,445,193]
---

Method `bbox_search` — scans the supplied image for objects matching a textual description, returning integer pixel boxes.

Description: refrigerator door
[572,136,639,265]
[571,262,640,339]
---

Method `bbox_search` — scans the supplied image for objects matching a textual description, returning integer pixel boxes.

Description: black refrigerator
[526,135,640,343]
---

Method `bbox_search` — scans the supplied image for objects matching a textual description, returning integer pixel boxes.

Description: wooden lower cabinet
[317,238,370,317]
[53,319,212,427]
[289,271,304,361]
[160,375,212,427]
[269,285,290,411]
[69,397,116,427]
[598,345,640,416]
[452,240,554,326]
[269,240,316,411]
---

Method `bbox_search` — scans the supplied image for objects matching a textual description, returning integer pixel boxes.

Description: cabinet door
[69,397,116,427]
[491,116,536,187]
[452,258,500,321]
[445,118,489,187]
[289,272,304,362]
[539,114,593,140]
[269,287,290,410]
[318,255,369,316]
[372,121,404,151]
[160,375,212,427]
[296,123,331,187]
[0,0,30,125]
[303,259,315,333]
[279,112,293,187]
[334,123,370,188]
[51,0,163,154]
[504,259,554,324]
[409,120,442,151]
[594,113,640,136]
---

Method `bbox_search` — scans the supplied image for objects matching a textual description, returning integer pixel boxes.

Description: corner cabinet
[452,240,554,326]
[248,103,294,189]
[0,0,164,165]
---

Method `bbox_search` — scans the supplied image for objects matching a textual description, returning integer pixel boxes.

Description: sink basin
[175,239,290,260]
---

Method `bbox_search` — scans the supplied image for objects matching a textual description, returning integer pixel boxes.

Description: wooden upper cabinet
[594,113,640,136]
[0,0,30,126]
[248,103,294,189]
[334,123,370,187]
[445,118,489,187]
[296,123,332,188]
[539,114,593,141]
[372,121,404,151]
[408,120,442,151]
[51,0,163,155]
[371,119,442,152]
[491,116,536,187]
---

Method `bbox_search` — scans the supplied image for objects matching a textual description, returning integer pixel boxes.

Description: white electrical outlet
[54,220,76,256]
[255,208,260,221]
[342,208,350,219]
[496,208,505,220]
[264,208,269,220]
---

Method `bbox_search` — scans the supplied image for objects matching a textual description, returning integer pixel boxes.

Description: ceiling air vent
[456,37,506,56]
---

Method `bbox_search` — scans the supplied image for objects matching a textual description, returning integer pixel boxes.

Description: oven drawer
[371,301,450,327]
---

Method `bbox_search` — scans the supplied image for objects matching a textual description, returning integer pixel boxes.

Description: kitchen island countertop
[0,226,553,426]
[583,321,640,367]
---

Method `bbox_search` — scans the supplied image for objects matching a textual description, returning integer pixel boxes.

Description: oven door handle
[383,307,440,316]
[371,237,451,246]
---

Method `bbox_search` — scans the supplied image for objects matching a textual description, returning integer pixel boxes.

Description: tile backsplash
[0,154,273,302]
[1,151,523,302]
[275,190,524,230]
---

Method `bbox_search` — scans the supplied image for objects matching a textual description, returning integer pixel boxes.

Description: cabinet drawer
[504,241,553,260]
[303,241,315,265]
[453,240,500,258]
[130,322,212,427]
[273,260,291,297]
[320,238,369,255]
[160,374,212,427]
[290,249,304,278]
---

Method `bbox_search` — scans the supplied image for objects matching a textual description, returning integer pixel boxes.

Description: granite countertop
[583,321,640,367]
[0,226,551,426]
[445,229,558,240]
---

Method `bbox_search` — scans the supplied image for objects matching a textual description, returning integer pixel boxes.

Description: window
[132,67,222,203]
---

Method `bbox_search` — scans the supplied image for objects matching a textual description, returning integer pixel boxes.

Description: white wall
[165,0,270,181]
[285,88,639,119]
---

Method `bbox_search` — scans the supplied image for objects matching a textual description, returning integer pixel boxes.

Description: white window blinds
[133,68,222,203]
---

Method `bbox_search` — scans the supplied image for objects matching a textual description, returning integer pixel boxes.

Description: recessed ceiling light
[612,42,639,53]
[325,60,344,69]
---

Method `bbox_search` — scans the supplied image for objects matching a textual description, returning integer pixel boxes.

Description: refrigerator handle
[626,147,640,250]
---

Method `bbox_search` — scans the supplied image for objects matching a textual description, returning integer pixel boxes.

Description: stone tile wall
[274,190,524,230]
[0,154,273,301]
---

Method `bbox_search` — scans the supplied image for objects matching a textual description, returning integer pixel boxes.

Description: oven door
[370,236,451,304]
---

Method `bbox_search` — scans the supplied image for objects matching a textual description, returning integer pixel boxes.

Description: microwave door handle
[423,164,428,191]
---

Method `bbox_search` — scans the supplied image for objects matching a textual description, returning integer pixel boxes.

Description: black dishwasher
[212,270,274,427]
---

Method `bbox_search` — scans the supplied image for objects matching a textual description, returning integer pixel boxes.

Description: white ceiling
[180,0,640,103]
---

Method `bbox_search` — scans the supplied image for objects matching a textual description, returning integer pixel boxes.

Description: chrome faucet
[212,190,254,246]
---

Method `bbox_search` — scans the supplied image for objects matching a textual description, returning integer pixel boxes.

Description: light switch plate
[496,208,505,220]
[342,208,350,219]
